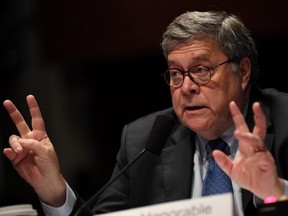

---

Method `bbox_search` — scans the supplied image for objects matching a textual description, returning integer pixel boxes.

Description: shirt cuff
[41,181,77,216]
[284,179,288,196]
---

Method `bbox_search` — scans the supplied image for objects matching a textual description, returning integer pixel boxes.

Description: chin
[183,119,207,132]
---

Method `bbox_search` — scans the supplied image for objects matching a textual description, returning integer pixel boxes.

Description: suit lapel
[161,124,195,201]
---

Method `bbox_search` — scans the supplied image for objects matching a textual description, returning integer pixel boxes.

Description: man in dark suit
[3,10,288,216]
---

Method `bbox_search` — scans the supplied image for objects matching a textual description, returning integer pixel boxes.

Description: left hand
[213,101,285,199]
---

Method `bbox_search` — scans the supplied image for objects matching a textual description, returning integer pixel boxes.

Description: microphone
[74,113,175,216]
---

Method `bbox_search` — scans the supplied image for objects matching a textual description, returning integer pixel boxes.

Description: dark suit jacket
[71,85,288,216]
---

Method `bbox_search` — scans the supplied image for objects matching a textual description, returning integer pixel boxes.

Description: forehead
[167,38,224,64]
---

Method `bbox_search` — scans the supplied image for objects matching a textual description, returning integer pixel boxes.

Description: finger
[213,150,233,176]
[234,130,266,153]
[5,138,47,166]
[3,136,29,166]
[3,148,17,162]
[252,102,266,140]
[230,101,254,156]
[3,147,29,167]
[8,135,23,152]
[19,138,51,157]
[3,100,31,137]
[229,101,249,133]
[26,95,46,135]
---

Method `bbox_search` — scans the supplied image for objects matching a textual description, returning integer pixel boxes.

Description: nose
[180,74,200,94]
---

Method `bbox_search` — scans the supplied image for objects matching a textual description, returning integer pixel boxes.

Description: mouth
[185,106,206,111]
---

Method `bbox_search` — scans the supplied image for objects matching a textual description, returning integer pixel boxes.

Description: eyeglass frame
[162,58,236,87]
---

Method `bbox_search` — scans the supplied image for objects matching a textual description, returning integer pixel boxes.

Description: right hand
[3,95,66,207]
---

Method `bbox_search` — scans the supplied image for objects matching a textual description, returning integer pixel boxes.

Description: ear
[238,57,251,90]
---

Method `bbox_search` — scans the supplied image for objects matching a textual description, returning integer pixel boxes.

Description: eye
[169,69,182,78]
[192,66,210,74]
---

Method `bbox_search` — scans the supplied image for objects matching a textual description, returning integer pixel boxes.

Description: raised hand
[213,101,285,199]
[3,95,66,207]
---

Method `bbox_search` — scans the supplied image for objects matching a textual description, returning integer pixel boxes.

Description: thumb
[213,150,233,176]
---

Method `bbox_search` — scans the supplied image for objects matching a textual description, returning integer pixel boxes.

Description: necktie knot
[206,138,230,156]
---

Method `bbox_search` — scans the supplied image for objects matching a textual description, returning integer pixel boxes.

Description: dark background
[1,0,288,214]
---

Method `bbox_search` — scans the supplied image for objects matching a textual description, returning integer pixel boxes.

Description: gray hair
[161,11,259,82]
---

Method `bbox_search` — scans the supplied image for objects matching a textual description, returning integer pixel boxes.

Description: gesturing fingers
[3,99,31,137]
[252,102,266,140]
[26,95,46,135]
[234,131,265,156]
[3,95,47,140]
[230,101,266,139]
[4,135,29,166]
[229,101,249,133]
[230,101,267,156]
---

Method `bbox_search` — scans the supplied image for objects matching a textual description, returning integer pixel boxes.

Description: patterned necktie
[202,138,233,196]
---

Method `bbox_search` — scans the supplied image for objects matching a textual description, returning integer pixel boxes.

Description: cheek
[171,89,181,108]
[217,73,243,99]
[202,88,231,115]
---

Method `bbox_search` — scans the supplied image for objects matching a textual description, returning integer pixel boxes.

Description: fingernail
[16,146,22,152]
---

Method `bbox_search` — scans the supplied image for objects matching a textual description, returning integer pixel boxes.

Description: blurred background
[1,0,288,214]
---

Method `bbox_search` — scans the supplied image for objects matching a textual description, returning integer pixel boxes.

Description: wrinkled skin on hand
[3,95,66,207]
[213,101,285,199]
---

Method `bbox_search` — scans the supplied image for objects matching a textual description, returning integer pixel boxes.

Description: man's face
[167,38,250,139]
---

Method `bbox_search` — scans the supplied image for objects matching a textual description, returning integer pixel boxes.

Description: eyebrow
[168,57,211,68]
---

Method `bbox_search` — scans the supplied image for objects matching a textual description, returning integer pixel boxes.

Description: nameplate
[97,192,233,216]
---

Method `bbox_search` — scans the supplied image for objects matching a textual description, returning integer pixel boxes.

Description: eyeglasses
[162,59,234,87]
